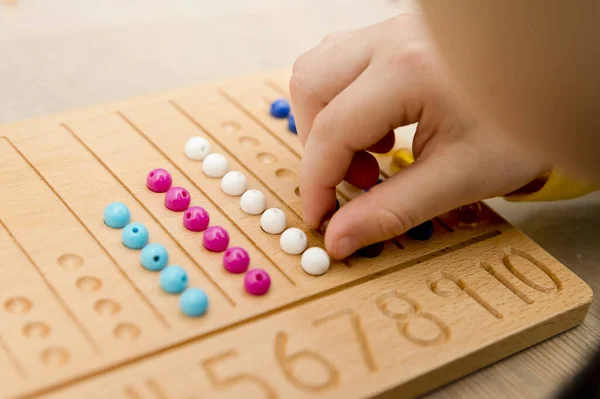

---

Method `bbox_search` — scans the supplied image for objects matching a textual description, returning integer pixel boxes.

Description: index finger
[300,66,415,228]
[289,33,372,146]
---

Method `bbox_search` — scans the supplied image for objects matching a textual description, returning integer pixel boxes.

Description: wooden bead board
[0,70,592,399]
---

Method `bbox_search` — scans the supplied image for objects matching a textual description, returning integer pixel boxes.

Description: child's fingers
[367,131,396,154]
[300,65,419,228]
[323,153,472,259]
[289,34,372,147]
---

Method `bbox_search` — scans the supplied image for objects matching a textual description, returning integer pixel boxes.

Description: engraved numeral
[201,350,277,399]
[123,378,169,399]
[275,331,340,392]
[482,262,533,304]
[376,291,450,346]
[482,248,562,304]
[313,309,377,372]
[430,271,502,319]
[502,248,562,293]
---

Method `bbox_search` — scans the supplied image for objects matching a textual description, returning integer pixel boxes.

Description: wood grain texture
[0,70,593,399]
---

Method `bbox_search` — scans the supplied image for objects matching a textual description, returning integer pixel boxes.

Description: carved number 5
[202,350,277,399]
[275,331,340,393]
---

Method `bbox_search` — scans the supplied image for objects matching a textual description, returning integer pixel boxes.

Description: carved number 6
[376,290,449,346]
[275,331,339,392]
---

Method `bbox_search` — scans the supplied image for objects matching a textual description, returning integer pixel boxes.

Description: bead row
[184,134,332,277]
[146,167,271,296]
[103,202,209,317]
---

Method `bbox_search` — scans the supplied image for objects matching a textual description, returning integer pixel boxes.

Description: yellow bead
[391,148,415,173]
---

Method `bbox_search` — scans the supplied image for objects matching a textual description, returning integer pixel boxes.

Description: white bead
[184,136,211,161]
[240,190,266,215]
[202,153,228,178]
[260,208,287,235]
[301,247,330,276]
[280,228,307,255]
[221,171,247,196]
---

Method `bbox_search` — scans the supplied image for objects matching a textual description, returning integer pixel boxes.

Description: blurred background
[0,0,416,122]
[1,1,599,398]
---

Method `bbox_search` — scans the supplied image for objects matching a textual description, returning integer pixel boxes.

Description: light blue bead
[288,114,297,134]
[140,243,168,271]
[160,266,188,294]
[180,287,209,317]
[104,202,131,228]
[122,223,149,249]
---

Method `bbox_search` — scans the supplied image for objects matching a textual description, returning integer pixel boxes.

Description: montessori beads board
[0,70,592,399]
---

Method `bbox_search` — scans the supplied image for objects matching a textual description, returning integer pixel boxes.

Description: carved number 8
[376,290,450,346]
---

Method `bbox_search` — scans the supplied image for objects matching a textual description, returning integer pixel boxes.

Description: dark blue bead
[355,241,385,258]
[407,220,434,241]
[288,114,297,134]
[270,99,291,118]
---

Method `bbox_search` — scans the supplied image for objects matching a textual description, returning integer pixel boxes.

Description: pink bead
[165,187,191,212]
[146,168,172,193]
[244,269,271,296]
[203,226,229,252]
[223,247,250,274]
[183,206,210,232]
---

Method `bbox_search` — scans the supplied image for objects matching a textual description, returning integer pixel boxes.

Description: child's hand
[290,14,550,259]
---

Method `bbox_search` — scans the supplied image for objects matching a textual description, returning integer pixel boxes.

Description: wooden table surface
[1,1,599,398]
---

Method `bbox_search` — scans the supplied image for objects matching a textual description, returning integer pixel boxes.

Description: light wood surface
[0,70,594,399]
[1,2,599,398]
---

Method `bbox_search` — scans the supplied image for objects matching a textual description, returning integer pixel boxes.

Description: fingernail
[335,236,360,259]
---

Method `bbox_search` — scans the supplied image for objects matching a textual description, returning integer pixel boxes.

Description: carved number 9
[376,290,449,346]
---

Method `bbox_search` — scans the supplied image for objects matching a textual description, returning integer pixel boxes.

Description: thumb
[324,152,476,259]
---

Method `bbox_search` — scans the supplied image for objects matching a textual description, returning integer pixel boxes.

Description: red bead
[147,168,172,193]
[164,187,191,212]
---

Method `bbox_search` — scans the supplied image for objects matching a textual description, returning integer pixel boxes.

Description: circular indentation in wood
[40,347,69,366]
[76,276,102,292]
[275,168,296,180]
[257,152,278,164]
[57,253,83,270]
[94,299,121,315]
[114,323,140,340]
[22,322,51,338]
[222,121,241,133]
[294,186,300,197]
[4,297,32,314]
[239,136,260,148]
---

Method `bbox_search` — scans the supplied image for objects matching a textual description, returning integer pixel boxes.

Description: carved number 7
[313,309,377,372]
